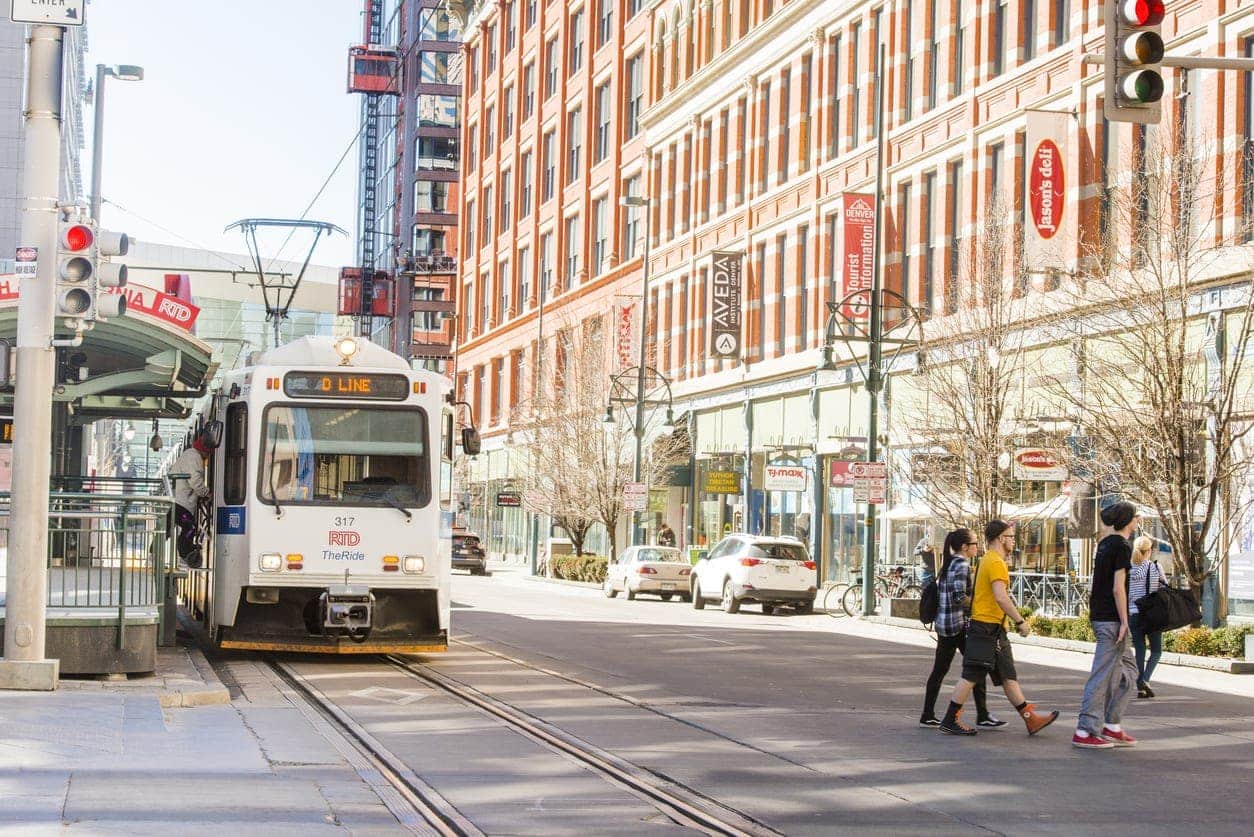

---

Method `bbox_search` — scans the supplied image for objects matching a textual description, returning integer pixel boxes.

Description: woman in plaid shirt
[920,528,1005,727]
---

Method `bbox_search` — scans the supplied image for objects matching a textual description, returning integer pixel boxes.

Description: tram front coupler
[319,584,374,639]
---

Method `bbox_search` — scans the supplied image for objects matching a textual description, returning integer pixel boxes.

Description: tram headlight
[334,336,359,365]
[258,552,282,572]
[402,555,425,574]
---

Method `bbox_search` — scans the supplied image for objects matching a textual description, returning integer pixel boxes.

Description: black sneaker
[919,715,941,728]
[977,715,1009,728]
[1137,683,1155,699]
[939,710,977,736]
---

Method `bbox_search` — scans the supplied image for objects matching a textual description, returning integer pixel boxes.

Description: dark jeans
[924,630,989,719]
[1129,613,1162,686]
[175,505,198,560]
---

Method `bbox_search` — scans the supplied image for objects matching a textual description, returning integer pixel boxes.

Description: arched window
[669,11,680,88]
[655,22,667,98]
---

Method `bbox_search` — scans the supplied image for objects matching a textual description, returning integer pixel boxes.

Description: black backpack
[919,575,940,625]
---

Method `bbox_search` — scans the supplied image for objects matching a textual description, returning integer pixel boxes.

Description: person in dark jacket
[657,523,676,547]
[920,528,1004,728]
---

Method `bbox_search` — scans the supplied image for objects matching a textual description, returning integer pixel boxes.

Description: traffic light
[94,228,129,319]
[55,221,95,324]
[1104,0,1166,124]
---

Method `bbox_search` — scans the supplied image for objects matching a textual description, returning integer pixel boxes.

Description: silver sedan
[603,546,692,601]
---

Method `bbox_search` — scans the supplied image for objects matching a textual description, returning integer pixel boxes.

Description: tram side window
[259,405,430,508]
[440,411,453,509]
[223,403,248,505]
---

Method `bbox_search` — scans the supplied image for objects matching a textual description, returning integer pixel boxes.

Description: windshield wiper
[379,490,413,521]
[268,427,282,517]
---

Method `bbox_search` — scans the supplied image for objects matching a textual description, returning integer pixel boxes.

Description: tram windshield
[259,405,429,508]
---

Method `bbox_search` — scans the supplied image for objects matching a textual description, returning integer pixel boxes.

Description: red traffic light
[1122,0,1165,26]
[61,224,94,251]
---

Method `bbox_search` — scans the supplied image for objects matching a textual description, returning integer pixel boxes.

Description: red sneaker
[1071,731,1115,749]
[1101,727,1137,747]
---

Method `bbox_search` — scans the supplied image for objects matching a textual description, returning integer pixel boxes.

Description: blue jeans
[1129,613,1162,686]
[1078,621,1138,735]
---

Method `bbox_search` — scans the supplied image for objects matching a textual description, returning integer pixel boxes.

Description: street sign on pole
[10,0,85,26]
[623,481,648,512]
[851,461,888,505]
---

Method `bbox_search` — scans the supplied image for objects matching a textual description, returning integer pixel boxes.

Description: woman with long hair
[920,528,1004,728]
[1128,535,1163,698]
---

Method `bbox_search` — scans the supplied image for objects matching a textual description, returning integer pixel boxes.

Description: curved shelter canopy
[0,279,218,421]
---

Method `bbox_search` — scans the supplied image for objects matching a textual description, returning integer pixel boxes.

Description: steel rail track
[383,654,781,837]
[268,660,484,837]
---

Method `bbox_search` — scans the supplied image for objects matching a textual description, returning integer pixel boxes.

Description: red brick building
[455,0,1254,580]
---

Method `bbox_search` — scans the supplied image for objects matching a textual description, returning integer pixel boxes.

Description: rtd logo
[1029,138,1065,240]
[328,530,361,547]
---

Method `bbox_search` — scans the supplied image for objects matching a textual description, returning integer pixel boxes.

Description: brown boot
[1020,703,1060,735]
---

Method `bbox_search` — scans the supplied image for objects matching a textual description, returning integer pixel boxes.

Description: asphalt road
[412,568,1254,836]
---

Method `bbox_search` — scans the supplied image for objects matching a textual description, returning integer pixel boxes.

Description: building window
[412,287,442,332]
[626,53,643,139]
[461,284,473,338]
[499,258,512,320]
[828,35,840,156]
[1244,38,1254,240]
[466,124,478,174]
[565,214,581,285]
[416,136,458,171]
[797,224,809,347]
[523,62,535,116]
[992,0,1007,76]
[482,186,493,245]
[953,0,965,96]
[736,97,747,204]
[505,2,517,51]
[545,37,559,98]
[775,233,786,356]
[487,24,497,72]
[465,200,475,251]
[569,10,585,73]
[1053,0,1069,47]
[593,198,608,272]
[946,159,962,313]
[419,52,452,83]
[520,150,533,214]
[415,180,450,213]
[871,8,883,139]
[779,69,790,183]
[540,232,554,297]
[701,120,713,221]
[758,80,771,193]
[542,131,556,201]
[518,246,531,308]
[926,0,938,110]
[502,86,514,136]
[630,0,645,18]
[1022,0,1036,62]
[904,12,915,121]
[851,22,862,146]
[418,8,461,41]
[922,171,935,314]
[526,0,537,30]
[598,0,613,47]
[898,183,912,304]
[988,141,1004,210]
[484,105,496,150]
[418,95,459,128]
[480,271,491,331]
[468,46,478,93]
[595,82,612,162]
[623,175,640,258]
[412,227,446,256]
[500,169,512,233]
[567,107,582,183]
[755,242,767,359]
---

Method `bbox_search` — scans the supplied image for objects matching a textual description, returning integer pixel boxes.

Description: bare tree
[1046,131,1254,610]
[511,316,684,560]
[893,204,1029,529]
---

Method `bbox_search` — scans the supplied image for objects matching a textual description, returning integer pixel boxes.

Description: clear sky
[86,0,364,268]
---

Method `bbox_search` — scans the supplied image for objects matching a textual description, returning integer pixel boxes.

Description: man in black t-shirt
[1073,501,1141,749]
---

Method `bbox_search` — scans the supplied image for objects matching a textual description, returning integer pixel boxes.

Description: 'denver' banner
[1024,110,1072,274]
[841,193,875,321]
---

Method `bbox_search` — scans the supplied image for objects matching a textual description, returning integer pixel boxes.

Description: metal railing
[1008,572,1091,617]
[0,481,175,648]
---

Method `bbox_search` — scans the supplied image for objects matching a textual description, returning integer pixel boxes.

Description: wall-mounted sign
[764,464,808,492]
[1013,448,1067,482]
[829,460,854,488]
[709,251,743,357]
[703,470,741,494]
[496,491,522,507]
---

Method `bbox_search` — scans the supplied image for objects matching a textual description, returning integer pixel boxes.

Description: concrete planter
[1246,632,1254,661]
[890,597,920,620]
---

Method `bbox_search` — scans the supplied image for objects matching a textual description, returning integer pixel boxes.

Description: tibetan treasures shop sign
[703,470,741,494]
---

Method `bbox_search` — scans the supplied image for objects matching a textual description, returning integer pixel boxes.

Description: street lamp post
[620,193,652,545]
[605,366,675,547]
[90,64,144,223]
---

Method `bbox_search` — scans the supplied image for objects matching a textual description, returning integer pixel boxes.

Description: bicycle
[841,566,923,617]
[821,582,852,616]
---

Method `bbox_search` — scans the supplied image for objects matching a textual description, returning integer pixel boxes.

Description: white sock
[1075,728,1090,737]
[1105,723,1122,733]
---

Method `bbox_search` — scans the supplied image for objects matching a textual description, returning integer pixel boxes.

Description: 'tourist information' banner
[842,193,875,320]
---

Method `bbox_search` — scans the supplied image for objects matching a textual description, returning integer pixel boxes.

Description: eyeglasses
[965,541,979,546]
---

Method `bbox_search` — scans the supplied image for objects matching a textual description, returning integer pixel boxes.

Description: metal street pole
[529,268,548,575]
[89,64,142,224]
[625,193,652,547]
[1,25,65,690]
[862,43,888,617]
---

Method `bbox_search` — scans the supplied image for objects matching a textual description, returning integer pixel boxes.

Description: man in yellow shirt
[939,519,1060,736]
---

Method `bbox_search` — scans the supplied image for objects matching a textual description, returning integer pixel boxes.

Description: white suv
[690,535,818,614]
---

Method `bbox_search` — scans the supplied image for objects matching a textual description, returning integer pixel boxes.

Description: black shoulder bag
[1135,560,1201,633]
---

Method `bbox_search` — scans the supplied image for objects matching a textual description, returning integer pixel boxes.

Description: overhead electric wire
[101,197,253,272]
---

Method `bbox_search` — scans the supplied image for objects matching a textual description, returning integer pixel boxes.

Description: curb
[157,645,231,708]
[522,574,602,590]
[865,615,1254,674]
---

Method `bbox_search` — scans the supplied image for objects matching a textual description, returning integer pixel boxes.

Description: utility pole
[621,193,652,546]
[0,24,65,691]
[862,43,888,617]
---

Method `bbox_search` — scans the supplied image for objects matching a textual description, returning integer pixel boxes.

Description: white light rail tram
[183,336,478,654]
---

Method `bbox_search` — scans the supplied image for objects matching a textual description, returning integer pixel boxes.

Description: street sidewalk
[0,638,408,833]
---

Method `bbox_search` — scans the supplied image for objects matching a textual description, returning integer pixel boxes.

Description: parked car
[452,531,488,576]
[690,535,817,614]
[603,546,692,601]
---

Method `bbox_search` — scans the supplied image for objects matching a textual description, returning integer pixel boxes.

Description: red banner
[841,193,876,320]
[614,299,638,370]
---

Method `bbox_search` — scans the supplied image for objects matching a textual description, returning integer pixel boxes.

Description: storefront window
[693,455,744,548]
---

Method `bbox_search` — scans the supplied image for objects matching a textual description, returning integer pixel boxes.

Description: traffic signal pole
[0,25,64,691]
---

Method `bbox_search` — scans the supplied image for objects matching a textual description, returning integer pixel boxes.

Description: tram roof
[0,277,218,421]
[253,336,410,371]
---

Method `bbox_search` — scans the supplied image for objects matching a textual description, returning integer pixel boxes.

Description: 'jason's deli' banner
[710,251,743,358]
[0,276,199,332]
[841,193,875,320]
[1024,110,1072,274]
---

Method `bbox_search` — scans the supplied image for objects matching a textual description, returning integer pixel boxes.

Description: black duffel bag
[1135,566,1202,633]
